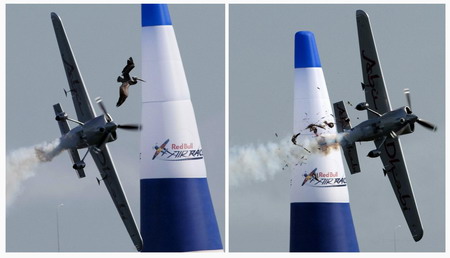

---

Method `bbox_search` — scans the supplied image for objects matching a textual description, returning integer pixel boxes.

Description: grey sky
[4,2,446,254]
[229,4,445,252]
[6,4,224,251]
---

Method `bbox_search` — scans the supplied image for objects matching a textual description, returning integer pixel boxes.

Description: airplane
[333,10,437,242]
[50,12,143,251]
[301,168,320,186]
[152,139,170,160]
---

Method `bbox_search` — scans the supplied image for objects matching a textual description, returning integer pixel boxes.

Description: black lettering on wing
[62,57,85,118]
[384,141,411,211]
[361,50,380,110]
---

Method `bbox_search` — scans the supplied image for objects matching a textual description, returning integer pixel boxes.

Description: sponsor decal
[383,140,411,211]
[301,168,346,187]
[361,50,381,110]
[152,138,203,161]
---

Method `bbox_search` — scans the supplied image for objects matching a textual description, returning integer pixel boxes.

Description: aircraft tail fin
[333,101,361,174]
[53,103,86,178]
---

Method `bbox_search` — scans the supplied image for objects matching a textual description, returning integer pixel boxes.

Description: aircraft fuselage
[342,106,417,144]
[59,115,117,150]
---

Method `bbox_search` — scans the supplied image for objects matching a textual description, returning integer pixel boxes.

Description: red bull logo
[152,139,203,161]
[318,172,339,178]
[171,143,194,150]
[301,168,346,187]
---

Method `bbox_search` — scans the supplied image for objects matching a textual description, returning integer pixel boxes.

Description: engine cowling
[397,123,415,136]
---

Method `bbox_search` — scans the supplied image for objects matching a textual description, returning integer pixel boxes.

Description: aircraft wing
[51,12,96,123]
[375,136,423,241]
[356,10,392,119]
[89,146,143,251]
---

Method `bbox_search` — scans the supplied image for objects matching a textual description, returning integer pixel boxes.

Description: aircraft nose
[407,114,418,123]
[105,122,118,132]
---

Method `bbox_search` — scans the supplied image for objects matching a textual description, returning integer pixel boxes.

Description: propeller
[404,88,411,110]
[403,88,437,131]
[96,97,113,122]
[118,124,141,131]
[417,119,437,131]
[96,97,142,131]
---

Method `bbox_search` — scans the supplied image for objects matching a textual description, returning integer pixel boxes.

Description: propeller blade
[94,133,111,153]
[417,119,437,131]
[404,88,411,109]
[395,124,409,135]
[118,124,141,131]
[95,97,113,122]
[389,131,398,138]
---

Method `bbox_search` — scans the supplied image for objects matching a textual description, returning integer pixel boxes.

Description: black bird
[116,57,145,107]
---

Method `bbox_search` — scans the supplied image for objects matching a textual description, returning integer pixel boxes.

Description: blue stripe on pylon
[290,202,359,252]
[140,177,222,252]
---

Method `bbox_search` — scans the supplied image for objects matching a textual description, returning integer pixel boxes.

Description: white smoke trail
[229,133,346,187]
[6,138,64,207]
[229,136,304,187]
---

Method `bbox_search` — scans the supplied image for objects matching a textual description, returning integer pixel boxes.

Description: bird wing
[121,57,135,81]
[116,83,130,107]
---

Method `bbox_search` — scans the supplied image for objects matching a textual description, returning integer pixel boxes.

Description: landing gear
[55,111,84,125]
[72,147,90,170]
[367,149,381,158]
[73,161,86,169]
[367,136,387,158]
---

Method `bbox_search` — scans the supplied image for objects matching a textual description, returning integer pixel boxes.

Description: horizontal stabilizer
[342,143,361,174]
[54,103,85,178]
[333,101,361,174]
[53,103,71,135]
[333,101,352,133]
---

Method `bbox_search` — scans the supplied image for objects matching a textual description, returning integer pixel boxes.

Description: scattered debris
[291,133,301,145]
[306,123,325,136]
[323,121,334,128]
[302,146,311,153]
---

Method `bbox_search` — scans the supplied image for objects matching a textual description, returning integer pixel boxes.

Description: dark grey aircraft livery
[50,12,143,251]
[333,10,437,242]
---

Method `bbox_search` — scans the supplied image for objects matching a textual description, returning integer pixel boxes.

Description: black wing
[356,10,392,118]
[121,57,135,81]
[375,136,423,241]
[358,10,423,242]
[51,12,95,123]
[89,146,143,251]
